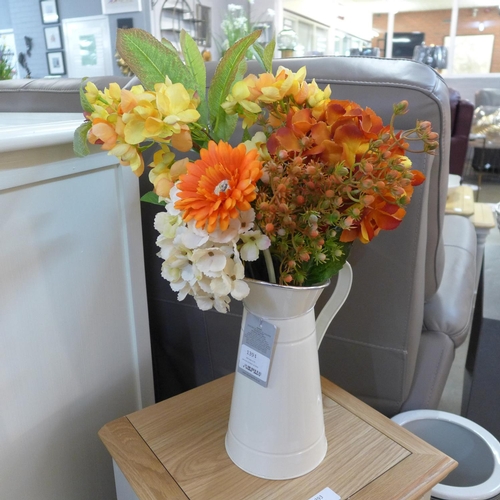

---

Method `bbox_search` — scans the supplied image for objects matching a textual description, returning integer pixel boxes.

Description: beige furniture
[0,112,154,499]
[446,186,496,289]
[445,185,475,216]
[99,375,456,500]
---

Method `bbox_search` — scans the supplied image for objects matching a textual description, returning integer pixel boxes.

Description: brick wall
[373,6,500,73]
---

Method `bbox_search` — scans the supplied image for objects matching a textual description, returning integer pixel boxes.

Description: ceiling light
[479,22,485,31]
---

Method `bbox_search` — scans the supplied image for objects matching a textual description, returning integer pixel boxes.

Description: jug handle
[315,262,353,349]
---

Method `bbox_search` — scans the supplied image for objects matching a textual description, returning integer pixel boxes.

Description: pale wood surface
[100,375,457,500]
[470,202,496,229]
[446,185,475,216]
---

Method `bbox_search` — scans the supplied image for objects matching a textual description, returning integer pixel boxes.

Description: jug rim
[244,277,331,291]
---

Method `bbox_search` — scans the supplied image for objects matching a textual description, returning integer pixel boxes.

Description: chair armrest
[423,215,477,348]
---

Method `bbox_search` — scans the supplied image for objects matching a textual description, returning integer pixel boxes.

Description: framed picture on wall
[62,16,113,78]
[46,51,65,75]
[101,0,142,15]
[40,0,59,24]
[44,26,62,50]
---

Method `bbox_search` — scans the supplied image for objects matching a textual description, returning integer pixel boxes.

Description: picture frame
[117,18,134,30]
[46,51,65,75]
[62,16,113,78]
[40,0,59,24]
[44,26,62,50]
[101,0,142,15]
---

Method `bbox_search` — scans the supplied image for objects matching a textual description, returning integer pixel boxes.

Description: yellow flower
[222,81,261,114]
[109,143,144,176]
[149,148,189,198]
[222,80,262,128]
[307,79,331,108]
[257,66,306,104]
[84,81,100,104]
[244,131,270,162]
[155,79,200,124]
[122,100,161,144]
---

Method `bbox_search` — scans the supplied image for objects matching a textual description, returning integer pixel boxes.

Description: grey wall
[0,0,12,30]
[9,0,46,78]
[4,0,151,78]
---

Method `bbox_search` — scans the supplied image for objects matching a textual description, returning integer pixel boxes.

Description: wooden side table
[99,375,456,500]
[470,202,496,290]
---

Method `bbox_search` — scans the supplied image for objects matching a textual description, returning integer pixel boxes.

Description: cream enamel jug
[225,262,353,479]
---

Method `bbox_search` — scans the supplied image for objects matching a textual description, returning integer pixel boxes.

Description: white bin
[392,410,500,500]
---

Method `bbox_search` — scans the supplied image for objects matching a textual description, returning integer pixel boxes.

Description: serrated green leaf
[208,30,261,142]
[302,242,352,286]
[236,58,247,81]
[180,30,207,125]
[117,28,195,91]
[140,191,166,206]
[73,122,92,157]
[79,79,94,113]
[263,38,276,73]
[249,42,266,71]
[161,37,179,53]
[179,31,206,100]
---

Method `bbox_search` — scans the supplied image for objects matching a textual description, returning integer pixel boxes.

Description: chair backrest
[475,88,500,107]
[449,87,474,176]
[230,56,450,416]
[0,76,132,113]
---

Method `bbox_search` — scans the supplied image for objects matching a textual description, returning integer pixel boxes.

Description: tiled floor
[438,179,500,414]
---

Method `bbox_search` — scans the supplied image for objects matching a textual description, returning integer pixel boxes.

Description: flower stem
[263,248,277,284]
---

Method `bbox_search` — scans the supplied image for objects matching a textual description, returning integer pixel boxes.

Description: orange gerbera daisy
[175,141,263,232]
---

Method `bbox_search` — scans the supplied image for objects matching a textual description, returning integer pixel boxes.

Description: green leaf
[249,42,266,71]
[79,78,94,113]
[263,38,276,73]
[140,191,166,206]
[180,30,208,125]
[117,28,195,91]
[242,127,252,142]
[73,121,92,158]
[303,242,352,286]
[208,30,261,142]
[161,37,179,54]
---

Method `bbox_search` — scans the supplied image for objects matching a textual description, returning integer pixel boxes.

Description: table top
[446,185,475,216]
[0,112,83,153]
[99,375,456,500]
[470,203,496,229]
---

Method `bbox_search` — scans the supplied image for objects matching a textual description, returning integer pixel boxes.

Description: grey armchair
[138,56,477,416]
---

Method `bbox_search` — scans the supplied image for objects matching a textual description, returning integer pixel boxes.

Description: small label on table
[237,312,277,387]
[308,487,341,500]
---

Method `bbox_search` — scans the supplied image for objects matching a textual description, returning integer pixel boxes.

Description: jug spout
[315,262,353,348]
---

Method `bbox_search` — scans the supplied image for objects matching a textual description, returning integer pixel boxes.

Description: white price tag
[238,345,270,384]
[308,487,341,500]
[237,312,277,387]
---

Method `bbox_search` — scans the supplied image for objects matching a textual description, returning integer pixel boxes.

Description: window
[283,10,330,56]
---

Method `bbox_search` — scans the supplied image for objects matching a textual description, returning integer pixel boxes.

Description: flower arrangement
[218,1,274,58]
[74,28,437,313]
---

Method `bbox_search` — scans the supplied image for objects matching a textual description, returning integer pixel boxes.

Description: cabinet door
[0,148,154,500]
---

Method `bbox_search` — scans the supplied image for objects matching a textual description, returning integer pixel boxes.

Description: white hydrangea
[153,184,271,313]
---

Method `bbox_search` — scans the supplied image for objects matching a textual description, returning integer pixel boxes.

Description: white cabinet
[0,113,154,500]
